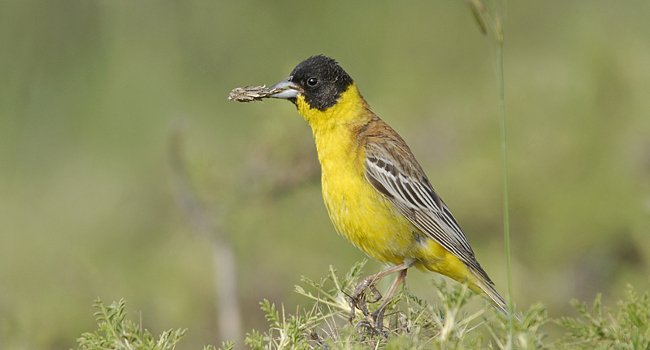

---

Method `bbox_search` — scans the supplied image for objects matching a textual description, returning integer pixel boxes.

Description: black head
[269,55,354,111]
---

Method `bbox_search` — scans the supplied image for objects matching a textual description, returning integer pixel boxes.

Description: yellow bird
[265,55,509,326]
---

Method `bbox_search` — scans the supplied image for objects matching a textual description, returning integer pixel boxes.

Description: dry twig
[228,85,284,102]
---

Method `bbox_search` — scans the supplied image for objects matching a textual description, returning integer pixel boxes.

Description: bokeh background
[1,0,649,348]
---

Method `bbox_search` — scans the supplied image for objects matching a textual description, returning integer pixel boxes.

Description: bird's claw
[347,277,385,329]
[347,290,370,321]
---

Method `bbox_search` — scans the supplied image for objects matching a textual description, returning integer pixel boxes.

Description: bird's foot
[351,289,392,333]
[348,277,383,321]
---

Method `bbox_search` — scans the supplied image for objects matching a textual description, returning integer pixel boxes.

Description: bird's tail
[470,271,520,321]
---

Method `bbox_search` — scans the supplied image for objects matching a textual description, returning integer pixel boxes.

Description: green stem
[495,12,515,344]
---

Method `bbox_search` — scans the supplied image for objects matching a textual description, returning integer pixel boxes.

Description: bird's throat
[295,84,370,128]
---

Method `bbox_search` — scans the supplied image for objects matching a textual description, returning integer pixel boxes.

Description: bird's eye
[306,77,318,87]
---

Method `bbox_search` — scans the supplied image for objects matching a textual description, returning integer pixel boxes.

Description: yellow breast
[295,86,416,264]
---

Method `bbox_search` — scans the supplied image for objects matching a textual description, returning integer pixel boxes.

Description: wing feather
[364,140,492,283]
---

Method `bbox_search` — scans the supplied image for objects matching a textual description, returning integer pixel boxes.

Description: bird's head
[270,55,354,112]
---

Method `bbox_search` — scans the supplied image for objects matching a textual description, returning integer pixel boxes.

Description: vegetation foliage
[76,263,649,350]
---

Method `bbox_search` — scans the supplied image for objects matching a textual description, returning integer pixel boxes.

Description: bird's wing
[364,136,492,283]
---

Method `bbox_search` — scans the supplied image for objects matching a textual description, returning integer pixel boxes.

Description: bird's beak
[269,77,301,99]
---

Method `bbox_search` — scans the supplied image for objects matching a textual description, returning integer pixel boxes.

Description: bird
[264,55,510,327]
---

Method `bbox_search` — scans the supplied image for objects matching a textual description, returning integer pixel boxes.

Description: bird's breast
[313,127,415,264]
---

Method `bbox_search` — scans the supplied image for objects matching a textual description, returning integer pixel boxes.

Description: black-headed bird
[263,55,509,327]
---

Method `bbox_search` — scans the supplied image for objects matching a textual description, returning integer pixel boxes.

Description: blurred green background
[1,0,649,348]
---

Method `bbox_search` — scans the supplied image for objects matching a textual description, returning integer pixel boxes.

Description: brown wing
[360,119,493,284]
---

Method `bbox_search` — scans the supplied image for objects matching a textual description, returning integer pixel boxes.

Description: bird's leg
[367,284,382,303]
[371,268,407,330]
[348,260,413,320]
